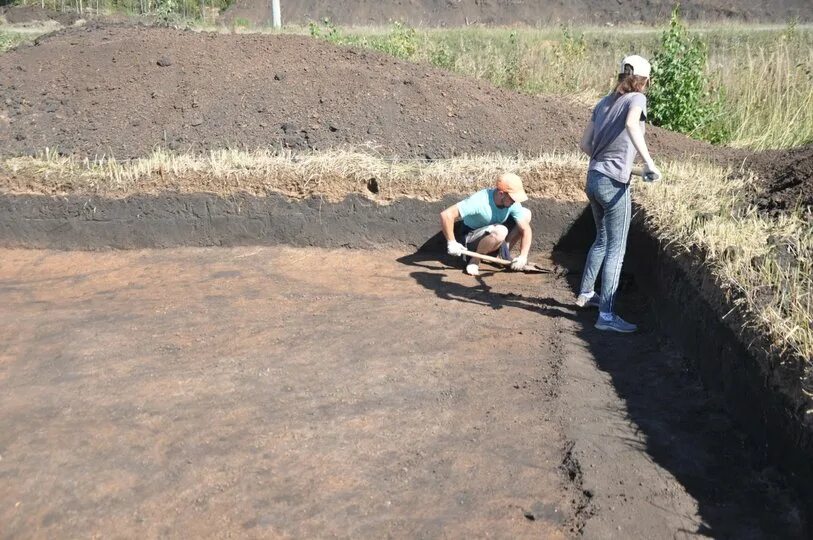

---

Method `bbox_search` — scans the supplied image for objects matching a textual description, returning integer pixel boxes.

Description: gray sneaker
[595,314,637,333]
[499,242,511,261]
[575,292,600,308]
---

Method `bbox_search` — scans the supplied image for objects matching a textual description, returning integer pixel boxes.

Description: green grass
[0,30,32,52]
[4,0,233,22]
[713,39,813,149]
[312,22,813,150]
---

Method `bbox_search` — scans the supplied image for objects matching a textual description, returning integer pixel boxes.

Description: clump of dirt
[0,5,81,26]
[222,0,812,27]
[0,23,719,162]
[751,144,813,216]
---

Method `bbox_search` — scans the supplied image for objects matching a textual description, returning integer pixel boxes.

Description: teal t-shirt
[456,188,528,229]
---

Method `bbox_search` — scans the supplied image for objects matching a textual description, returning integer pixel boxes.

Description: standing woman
[576,55,662,333]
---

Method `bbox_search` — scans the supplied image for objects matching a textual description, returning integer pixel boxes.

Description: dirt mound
[751,144,813,215]
[0,24,722,162]
[222,0,812,27]
[0,4,81,26]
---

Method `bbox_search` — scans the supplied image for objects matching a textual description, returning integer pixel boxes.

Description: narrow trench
[551,238,808,537]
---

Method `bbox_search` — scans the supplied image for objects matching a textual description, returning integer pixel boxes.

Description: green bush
[369,22,418,60]
[554,26,587,63]
[504,30,524,88]
[552,26,588,92]
[308,18,342,42]
[155,0,178,20]
[648,5,722,139]
[428,41,455,69]
[309,21,418,61]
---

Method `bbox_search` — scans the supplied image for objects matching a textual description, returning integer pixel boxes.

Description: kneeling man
[440,172,532,276]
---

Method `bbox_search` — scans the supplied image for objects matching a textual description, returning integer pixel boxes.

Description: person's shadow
[396,250,579,321]
[397,241,805,538]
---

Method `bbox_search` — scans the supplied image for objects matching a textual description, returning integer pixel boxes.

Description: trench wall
[626,211,813,520]
[0,193,587,251]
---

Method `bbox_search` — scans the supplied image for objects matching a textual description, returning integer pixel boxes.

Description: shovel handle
[459,249,511,266]
[459,248,566,275]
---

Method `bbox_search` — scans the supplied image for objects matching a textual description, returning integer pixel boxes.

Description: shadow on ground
[397,249,805,537]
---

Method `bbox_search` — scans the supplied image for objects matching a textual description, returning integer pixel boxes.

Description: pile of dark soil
[0,4,81,26]
[222,0,812,27]
[0,23,716,161]
[751,143,813,215]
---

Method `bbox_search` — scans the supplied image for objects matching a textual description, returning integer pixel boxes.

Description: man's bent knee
[491,224,509,242]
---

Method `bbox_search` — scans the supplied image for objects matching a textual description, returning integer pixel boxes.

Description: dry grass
[0,148,588,202]
[714,40,813,150]
[313,23,813,149]
[637,160,813,373]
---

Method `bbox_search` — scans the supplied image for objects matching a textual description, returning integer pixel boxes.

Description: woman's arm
[625,105,653,166]
[579,120,594,156]
[625,105,661,180]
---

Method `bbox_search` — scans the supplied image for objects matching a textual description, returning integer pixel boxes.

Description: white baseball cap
[620,55,651,78]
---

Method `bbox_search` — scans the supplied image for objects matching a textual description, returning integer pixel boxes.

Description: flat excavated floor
[0,247,805,538]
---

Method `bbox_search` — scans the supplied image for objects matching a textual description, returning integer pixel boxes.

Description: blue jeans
[579,170,632,314]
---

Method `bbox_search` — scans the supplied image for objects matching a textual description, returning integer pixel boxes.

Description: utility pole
[271,0,281,29]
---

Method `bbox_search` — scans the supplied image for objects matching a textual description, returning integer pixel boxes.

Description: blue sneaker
[595,314,638,333]
[575,292,600,308]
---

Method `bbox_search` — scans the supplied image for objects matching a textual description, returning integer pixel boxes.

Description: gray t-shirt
[588,92,647,184]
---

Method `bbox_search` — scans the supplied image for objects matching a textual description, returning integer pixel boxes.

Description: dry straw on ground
[0,148,589,202]
[637,160,812,376]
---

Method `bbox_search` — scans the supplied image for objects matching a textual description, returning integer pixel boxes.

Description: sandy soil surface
[0,5,81,26]
[0,24,716,161]
[751,142,813,216]
[0,246,804,537]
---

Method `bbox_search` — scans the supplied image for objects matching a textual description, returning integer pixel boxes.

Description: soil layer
[222,0,813,27]
[0,246,804,537]
[0,24,718,161]
[751,143,813,216]
[0,193,585,251]
[0,4,81,26]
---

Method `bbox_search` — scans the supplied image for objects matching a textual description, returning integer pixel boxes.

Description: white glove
[643,161,662,182]
[510,254,528,271]
[447,240,466,257]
